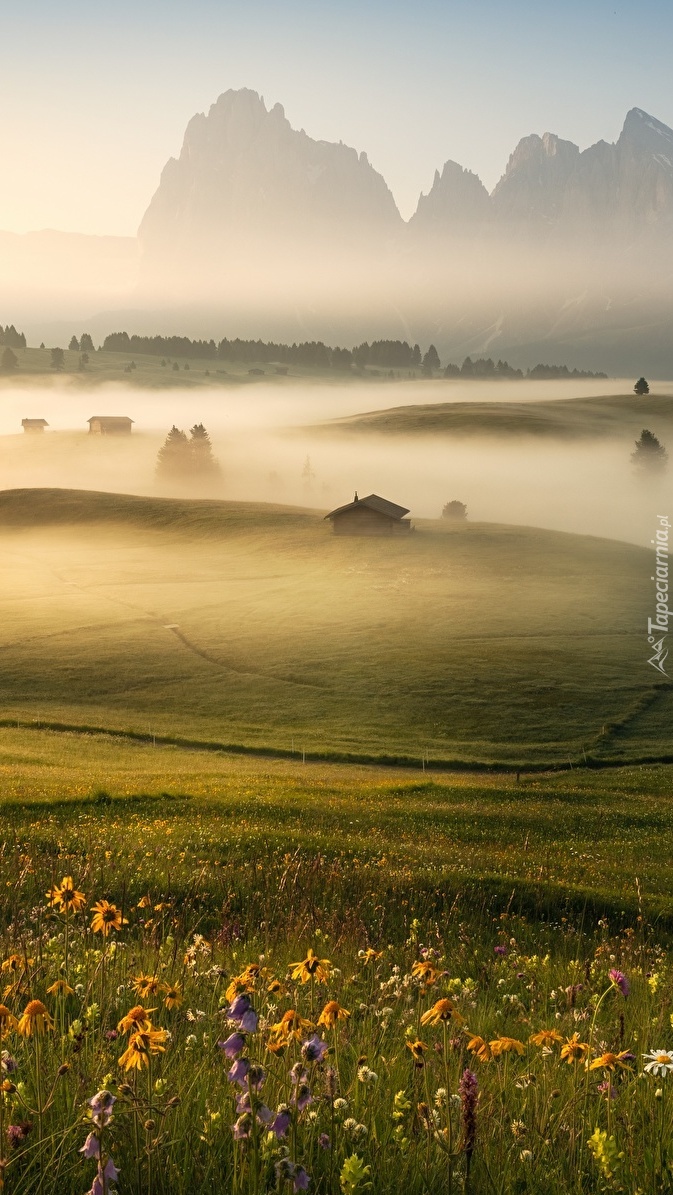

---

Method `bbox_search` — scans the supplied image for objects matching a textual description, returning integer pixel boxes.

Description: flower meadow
[0,872,672,1194]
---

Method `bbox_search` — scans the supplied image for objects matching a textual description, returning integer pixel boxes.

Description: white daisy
[643,1050,673,1076]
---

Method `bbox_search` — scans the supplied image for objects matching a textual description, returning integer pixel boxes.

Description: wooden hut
[21,418,48,433]
[325,493,411,536]
[87,416,134,435]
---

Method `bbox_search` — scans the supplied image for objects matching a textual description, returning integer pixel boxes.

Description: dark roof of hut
[325,494,410,521]
[87,416,135,424]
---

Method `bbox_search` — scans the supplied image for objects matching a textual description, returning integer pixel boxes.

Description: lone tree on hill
[631,428,668,474]
[50,347,65,371]
[442,500,467,520]
[69,336,80,352]
[1,347,18,372]
[634,377,650,395]
[189,423,221,478]
[422,345,440,376]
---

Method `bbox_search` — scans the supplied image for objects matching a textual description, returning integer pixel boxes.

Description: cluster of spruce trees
[442,357,606,380]
[101,330,607,379]
[156,424,221,482]
[102,332,429,370]
[68,334,95,352]
[0,325,26,349]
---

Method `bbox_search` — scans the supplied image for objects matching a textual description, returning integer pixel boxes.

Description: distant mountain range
[134,92,673,373]
[3,91,673,373]
[140,91,673,249]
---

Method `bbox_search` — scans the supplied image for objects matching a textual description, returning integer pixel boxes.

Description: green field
[0,487,668,767]
[2,727,672,930]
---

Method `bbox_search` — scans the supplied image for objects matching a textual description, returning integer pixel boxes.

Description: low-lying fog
[0,379,669,548]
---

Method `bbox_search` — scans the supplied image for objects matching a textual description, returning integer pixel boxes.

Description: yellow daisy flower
[289,950,331,985]
[47,980,74,997]
[117,1005,156,1035]
[46,876,86,914]
[118,1026,167,1071]
[421,998,464,1027]
[317,1001,351,1030]
[90,901,127,937]
[17,999,54,1036]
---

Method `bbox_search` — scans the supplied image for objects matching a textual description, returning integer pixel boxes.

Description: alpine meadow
[1,4,673,1193]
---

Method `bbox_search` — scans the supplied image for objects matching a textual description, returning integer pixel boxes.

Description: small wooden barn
[87,416,134,435]
[21,418,48,433]
[325,493,411,536]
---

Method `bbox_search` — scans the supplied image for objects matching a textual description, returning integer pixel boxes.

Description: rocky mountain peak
[409,160,491,232]
[139,87,402,268]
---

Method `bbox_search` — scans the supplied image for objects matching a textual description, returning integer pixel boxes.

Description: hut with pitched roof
[325,493,411,536]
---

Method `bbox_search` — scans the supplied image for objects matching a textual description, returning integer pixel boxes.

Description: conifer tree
[156,426,191,480]
[631,428,668,474]
[50,347,65,371]
[80,333,94,352]
[69,336,80,351]
[422,345,440,375]
[411,344,422,368]
[634,377,650,395]
[189,424,221,478]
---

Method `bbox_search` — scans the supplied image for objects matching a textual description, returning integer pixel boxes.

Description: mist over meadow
[0,376,667,548]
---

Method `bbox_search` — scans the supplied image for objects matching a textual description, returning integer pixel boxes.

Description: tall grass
[1,738,673,1190]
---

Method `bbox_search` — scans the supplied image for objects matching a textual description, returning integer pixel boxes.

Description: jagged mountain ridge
[139,88,402,259]
[140,94,673,248]
[133,93,673,373]
[412,108,673,237]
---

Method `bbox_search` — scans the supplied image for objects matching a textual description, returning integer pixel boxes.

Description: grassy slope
[0,487,668,767]
[1,727,673,927]
[322,392,673,438]
[0,346,403,388]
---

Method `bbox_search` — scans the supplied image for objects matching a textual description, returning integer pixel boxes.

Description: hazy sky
[2,0,672,236]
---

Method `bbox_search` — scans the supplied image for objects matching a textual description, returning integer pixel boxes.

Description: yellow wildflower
[46,876,86,914]
[560,1033,590,1064]
[17,999,54,1036]
[421,998,464,1027]
[162,982,182,1010]
[589,1051,633,1073]
[530,1029,564,1047]
[466,1035,493,1063]
[118,1025,167,1071]
[90,901,127,937]
[47,980,74,997]
[289,950,331,985]
[117,1005,156,1035]
[0,1005,18,1031]
[318,1001,351,1030]
[490,1036,525,1057]
[411,961,438,986]
[358,948,383,964]
[268,1008,315,1048]
[132,975,161,998]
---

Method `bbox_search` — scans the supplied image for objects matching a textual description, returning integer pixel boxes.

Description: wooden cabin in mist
[326,493,411,536]
[21,418,48,434]
[87,416,134,435]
